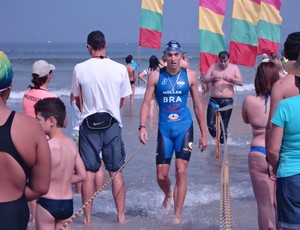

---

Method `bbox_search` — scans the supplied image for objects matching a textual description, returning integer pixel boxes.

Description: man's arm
[72,148,86,184]
[203,64,215,83]
[223,65,243,86]
[241,96,250,124]
[266,80,282,146]
[267,124,283,174]
[138,71,157,145]
[188,69,208,152]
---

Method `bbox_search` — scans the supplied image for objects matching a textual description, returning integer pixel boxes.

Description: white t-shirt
[71,58,132,127]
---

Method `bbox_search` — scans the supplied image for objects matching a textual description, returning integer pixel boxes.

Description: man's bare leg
[156,164,173,213]
[95,162,105,190]
[81,171,96,224]
[109,171,126,223]
[173,159,188,224]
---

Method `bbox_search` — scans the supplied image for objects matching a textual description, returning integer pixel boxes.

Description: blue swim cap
[163,40,183,54]
[0,51,13,92]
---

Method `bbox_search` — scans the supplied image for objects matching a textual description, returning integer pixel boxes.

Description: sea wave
[9,83,254,100]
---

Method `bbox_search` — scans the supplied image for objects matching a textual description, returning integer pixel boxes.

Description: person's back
[46,135,83,198]
[34,97,85,230]
[242,62,279,230]
[0,51,51,230]
[74,57,130,124]
[23,89,56,117]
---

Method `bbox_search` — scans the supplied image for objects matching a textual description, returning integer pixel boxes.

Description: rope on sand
[215,105,234,230]
[58,126,156,230]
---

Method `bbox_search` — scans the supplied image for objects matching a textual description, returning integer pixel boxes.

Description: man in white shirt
[71,30,132,224]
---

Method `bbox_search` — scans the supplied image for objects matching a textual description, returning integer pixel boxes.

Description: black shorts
[79,121,125,172]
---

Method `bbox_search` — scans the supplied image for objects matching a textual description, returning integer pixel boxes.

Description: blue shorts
[156,122,193,164]
[277,174,300,229]
[79,121,125,172]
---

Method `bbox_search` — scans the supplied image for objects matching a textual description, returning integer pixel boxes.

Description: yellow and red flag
[257,0,282,55]
[199,0,227,74]
[139,0,164,50]
[229,0,261,66]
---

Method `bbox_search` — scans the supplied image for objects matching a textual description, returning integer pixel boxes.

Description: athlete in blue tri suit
[138,40,207,224]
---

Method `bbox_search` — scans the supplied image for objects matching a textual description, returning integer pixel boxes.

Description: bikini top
[0,111,30,179]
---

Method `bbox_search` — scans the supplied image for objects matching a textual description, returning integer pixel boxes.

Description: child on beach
[34,97,86,230]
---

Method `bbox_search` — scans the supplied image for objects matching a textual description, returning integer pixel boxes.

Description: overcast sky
[0,0,299,44]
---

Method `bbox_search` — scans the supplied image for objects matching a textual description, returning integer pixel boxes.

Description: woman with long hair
[242,62,279,230]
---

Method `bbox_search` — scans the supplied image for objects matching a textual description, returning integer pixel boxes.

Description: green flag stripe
[140,9,163,32]
[258,20,281,43]
[231,18,258,46]
[199,30,226,55]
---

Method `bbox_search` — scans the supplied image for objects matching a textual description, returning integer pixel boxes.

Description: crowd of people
[1,30,300,229]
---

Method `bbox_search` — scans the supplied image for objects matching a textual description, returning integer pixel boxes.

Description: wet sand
[28,96,259,230]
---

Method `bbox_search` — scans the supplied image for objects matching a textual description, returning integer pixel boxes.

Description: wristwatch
[138,125,146,131]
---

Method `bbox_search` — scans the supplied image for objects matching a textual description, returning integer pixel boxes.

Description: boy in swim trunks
[203,51,243,144]
[138,40,207,224]
[34,97,86,230]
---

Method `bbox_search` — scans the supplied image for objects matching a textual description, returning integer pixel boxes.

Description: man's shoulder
[228,63,240,70]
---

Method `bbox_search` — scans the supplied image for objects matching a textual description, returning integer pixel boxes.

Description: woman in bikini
[242,62,279,230]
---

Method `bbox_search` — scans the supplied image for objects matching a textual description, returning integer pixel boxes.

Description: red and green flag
[139,0,164,50]
[199,0,227,74]
[257,0,282,55]
[229,0,262,66]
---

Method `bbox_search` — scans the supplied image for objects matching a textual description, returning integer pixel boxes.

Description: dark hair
[149,55,160,71]
[284,32,300,60]
[87,30,106,50]
[254,62,279,96]
[125,55,133,64]
[30,74,48,89]
[218,51,230,60]
[34,97,66,128]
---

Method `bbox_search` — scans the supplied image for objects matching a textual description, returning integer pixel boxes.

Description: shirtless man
[203,51,243,143]
[0,51,51,229]
[34,97,86,230]
[138,40,207,224]
[125,55,136,106]
[266,32,300,146]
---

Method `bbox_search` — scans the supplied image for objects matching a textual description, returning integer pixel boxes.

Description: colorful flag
[257,0,282,55]
[229,0,262,66]
[139,0,164,50]
[199,0,227,74]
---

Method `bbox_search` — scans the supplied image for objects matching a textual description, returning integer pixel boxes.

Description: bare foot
[162,192,172,214]
[83,215,90,224]
[117,214,126,224]
[173,214,181,225]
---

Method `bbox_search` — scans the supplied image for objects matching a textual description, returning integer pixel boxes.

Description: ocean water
[2,42,260,229]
